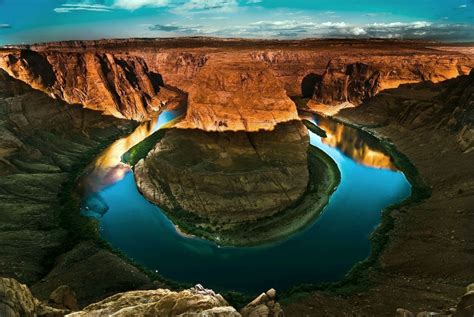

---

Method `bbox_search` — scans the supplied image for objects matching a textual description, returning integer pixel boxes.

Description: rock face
[135,120,309,226]
[0,50,181,120]
[68,284,239,317]
[313,62,381,105]
[176,57,299,131]
[344,69,474,152]
[0,277,66,317]
[306,55,473,109]
[3,39,472,128]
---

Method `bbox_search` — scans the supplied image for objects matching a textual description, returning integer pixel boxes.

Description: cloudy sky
[0,0,473,45]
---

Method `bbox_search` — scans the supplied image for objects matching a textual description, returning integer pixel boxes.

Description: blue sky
[0,0,473,45]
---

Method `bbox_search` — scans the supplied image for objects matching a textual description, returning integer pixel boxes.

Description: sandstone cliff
[175,57,300,131]
[0,50,182,120]
[2,39,472,131]
[308,55,472,107]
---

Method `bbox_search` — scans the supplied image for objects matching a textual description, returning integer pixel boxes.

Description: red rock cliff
[0,50,181,120]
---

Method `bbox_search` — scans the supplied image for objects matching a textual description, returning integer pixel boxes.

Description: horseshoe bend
[0,35,473,316]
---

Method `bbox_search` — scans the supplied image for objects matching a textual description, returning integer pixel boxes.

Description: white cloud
[171,0,238,14]
[0,24,11,29]
[457,4,467,8]
[54,3,112,13]
[351,27,367,35]
[113,0,169,10]
[146,19,474,42]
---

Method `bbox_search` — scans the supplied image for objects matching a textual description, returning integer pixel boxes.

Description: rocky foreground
[2,276,474,316]
[0,277,284,317]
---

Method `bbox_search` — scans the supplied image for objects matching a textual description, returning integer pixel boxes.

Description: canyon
[0,38,473,316]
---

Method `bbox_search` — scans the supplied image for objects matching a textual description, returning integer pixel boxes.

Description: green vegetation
[121,129,167,165]
[121,114,184,166]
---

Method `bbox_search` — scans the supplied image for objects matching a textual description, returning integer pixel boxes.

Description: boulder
[49,285,78,311]
[241,289,284,317]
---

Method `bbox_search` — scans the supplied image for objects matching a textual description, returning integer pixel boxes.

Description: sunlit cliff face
[77,117,158,194]
[317,117,396,171]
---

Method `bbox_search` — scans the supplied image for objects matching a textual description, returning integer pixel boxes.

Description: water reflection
[77,109,183,218]
[315,115,396,171]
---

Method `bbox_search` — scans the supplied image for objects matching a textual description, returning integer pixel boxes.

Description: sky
[0,0,473,45]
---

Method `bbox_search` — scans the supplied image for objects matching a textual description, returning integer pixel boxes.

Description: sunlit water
[78,111,411,294]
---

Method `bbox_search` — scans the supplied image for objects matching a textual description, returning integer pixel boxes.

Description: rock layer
[68,284,238,317]
[2,39,472,130]
[176,57,299,131]
[0,50,181,120]
[308,55,472,108]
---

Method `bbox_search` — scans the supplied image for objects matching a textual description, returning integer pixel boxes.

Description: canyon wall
[1,39,473,131]
[175,57,300,131]
[0,69,155,305]
[0,50,182,120]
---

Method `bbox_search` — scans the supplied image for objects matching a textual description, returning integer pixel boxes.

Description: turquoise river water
[78,110,411,294]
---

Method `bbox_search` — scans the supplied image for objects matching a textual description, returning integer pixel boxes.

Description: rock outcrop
[0,50,181,120]
[135,121,309,224]
[313,62,381,105]
[0,277,67,317]
[241,288,284,317]
[307,55,473,109]
[176,57,299,131]
[1,277,287,317]
[68,284,239,317]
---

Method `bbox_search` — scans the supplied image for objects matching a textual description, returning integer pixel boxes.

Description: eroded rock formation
[0,50,181,120]
[68,284,239,317]
[176,57,299,131]
[313,62,381,105]
[307,55,473,109]
[135,121,309,225]
[2,39,472,128]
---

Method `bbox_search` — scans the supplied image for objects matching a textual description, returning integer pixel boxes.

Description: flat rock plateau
[0,38,473,316]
